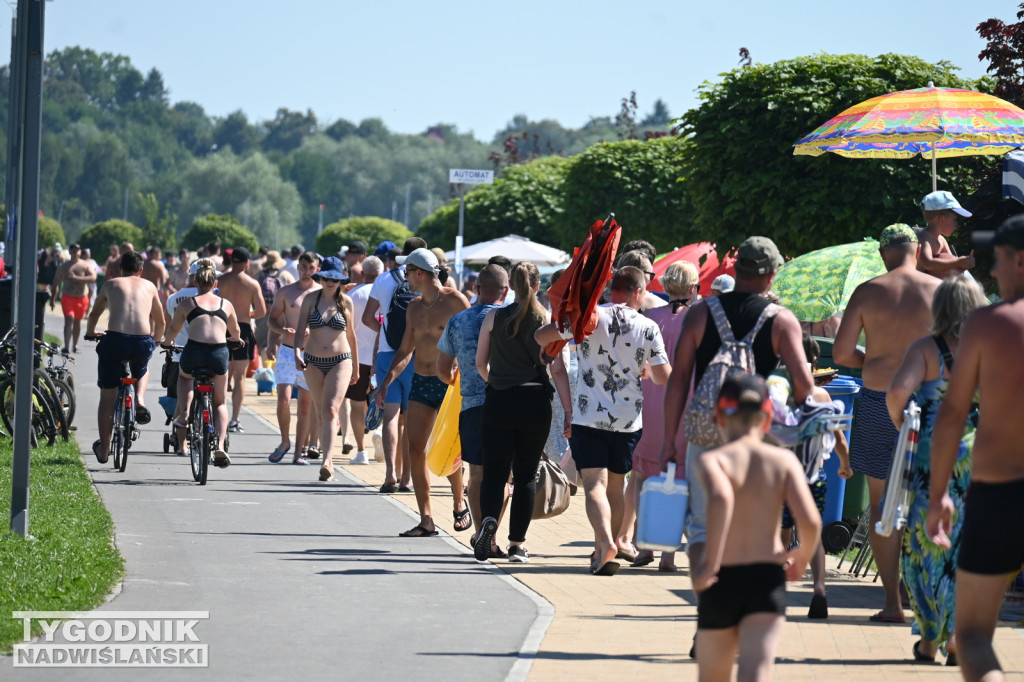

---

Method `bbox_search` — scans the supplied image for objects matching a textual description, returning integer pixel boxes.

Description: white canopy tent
[445,234,570,267]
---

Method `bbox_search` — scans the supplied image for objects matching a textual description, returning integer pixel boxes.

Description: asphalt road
[2,313,547,680]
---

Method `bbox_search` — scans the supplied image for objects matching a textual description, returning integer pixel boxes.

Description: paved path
[5,310,1024,680]
[2,312,547,680]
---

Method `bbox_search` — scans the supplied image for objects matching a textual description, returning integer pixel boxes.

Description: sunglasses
[320,277,341,284]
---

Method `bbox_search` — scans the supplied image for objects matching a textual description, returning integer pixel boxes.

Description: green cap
[879,223,919,248]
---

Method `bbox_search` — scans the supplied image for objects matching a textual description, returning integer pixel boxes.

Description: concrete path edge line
[244,405,556,682]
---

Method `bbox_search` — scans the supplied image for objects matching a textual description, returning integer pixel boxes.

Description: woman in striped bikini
[294,257,359,481]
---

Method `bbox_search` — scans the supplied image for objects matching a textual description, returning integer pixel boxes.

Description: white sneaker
[227,420,244,433]
[372,432,384,462]
[213,449,231,468]
[350,450,370,465]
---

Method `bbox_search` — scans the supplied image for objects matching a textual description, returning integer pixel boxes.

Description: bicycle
[0,327,69,445]
[37,339,76,429]
[163,346,229,485]
[85,332,139,472]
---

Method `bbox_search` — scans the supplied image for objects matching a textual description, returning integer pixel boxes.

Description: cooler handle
[661,462,677,492]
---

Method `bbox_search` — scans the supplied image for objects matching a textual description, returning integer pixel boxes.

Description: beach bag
[257,269,283,305]
[532,453,571,520]
[426,381,463,477]
[384,269,416,350]
[684,297,779,448]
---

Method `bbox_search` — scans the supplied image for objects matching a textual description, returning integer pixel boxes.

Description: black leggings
[480,385,552,544]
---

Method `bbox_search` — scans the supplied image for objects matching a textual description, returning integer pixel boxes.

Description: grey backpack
[684,297,779,448]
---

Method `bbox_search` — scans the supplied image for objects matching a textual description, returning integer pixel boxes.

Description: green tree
[213,110,260,154]
[38,215,66,249]
[138,193,177,249]
[679,53,992,255]
[177,149,303,249]
[262,108,318,153]
[557,137,691,252]
[641,99,672,127]
[315,217,412,256]
[417,156,570,250]
[181,214,258,252]
[78,219,144,257]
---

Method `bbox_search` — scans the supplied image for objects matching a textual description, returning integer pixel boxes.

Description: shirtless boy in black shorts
[692,372,821,681]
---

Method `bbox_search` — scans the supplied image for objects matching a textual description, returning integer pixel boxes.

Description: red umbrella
[648,242,735,296]
[542,214,621,363]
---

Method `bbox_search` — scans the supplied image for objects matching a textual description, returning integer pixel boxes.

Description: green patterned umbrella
[774,239,887,322]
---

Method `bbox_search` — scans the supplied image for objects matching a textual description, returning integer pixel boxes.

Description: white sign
[454,235,464,274]
[449,169,494,185]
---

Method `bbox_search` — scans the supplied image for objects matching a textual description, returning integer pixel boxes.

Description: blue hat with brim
[313,256,349,283]
[374,241,396,258]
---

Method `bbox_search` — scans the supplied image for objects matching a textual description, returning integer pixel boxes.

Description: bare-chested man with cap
[50,243,96,353]
[85,250,165,463]
[217,246,266,434]
[141,246,169,302]
[927,215,1024,682]
[833,223,940,624]
[377,248,471,537]
[267,251,320,465]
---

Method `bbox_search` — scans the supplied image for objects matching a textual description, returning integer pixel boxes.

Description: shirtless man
[217,247,267,433]
[267,251,321,464]
[927,215,1024,682]
[141,246,169,302]
[833,223,940,623]
[344,240,367,284]
[104,245,122,280]
[85,250,165,463]
[50,243,96,353]
[693,373,820,681]
[377,248,470,537]
[917,191,976,279]
[168,248,191,293]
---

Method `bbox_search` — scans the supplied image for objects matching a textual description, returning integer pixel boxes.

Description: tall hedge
[679,53,993,255]
[556,137,691,252]
[78,219,144,257]
[181,214,258,252]
[315,216,412,256]
[38,215,66,250]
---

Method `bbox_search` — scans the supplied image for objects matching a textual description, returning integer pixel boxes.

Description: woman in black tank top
[160,258,242,465]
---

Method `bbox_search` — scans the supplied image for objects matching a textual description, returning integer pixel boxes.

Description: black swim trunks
[410,373,448,410]
[230,322,257,362]
[849,387,899,480]
[697,563,786,630]
[958,478,1024,575]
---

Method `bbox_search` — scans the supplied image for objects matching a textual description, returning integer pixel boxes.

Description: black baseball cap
[346,240,367,255]
[717,371,772,415]
[971,214,1024,251]
[386,247,403,262]
[230,247,252,263]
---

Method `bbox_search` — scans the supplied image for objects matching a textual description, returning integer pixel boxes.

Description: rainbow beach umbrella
[794,84,1024,190]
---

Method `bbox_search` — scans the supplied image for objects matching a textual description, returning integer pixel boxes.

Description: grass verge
[0,437,123,653]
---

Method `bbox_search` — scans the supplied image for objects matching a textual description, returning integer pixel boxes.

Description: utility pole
[403,182,411,226]
[317,203,324,234]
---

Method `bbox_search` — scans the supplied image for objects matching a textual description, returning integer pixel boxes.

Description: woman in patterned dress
[887,273,988,665]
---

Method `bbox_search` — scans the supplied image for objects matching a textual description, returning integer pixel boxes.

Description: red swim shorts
[61,295,89,320]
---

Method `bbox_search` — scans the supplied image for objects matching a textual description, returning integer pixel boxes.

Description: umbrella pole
[931,142,937,192]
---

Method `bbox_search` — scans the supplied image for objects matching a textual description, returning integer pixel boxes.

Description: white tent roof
[445,234,570,267]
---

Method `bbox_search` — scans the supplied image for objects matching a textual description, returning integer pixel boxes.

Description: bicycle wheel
[50,378,75,431]
[198,395,211,485]
[188,397,203,482]
[118,385,132,473]
[0,378,38,447]
[111,390,125,471]
[33,369,69,442]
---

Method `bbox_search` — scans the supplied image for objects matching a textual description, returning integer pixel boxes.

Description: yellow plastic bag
[426,382,462,477]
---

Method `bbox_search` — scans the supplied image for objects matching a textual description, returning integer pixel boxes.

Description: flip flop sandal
[268,446,289,463]
[398,525,438,538]
[912,640,936,662]
[591,560,620,576]
[318,465,334,482]
[306,446,321,460]
[92,439,108,464]
[292,457,310,465]
[379,482,399,493]
[630,553,656,568]
[453,505,472,532]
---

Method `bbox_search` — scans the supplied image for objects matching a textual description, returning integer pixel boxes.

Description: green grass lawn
[0,437,123,653]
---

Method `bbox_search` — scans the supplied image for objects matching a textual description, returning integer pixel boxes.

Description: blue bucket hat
[313,256,348,282]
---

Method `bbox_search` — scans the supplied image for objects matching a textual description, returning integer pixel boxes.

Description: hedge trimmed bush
[315,216,412,256]
[78,219,144,258]
[181,214,258,252]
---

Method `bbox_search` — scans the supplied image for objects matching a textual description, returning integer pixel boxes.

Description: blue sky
[0,1,1015,141]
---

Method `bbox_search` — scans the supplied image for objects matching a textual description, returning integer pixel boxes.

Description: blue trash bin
[821,376,861,525]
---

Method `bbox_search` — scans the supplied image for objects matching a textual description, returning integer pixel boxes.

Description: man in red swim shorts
[50,243,97,353]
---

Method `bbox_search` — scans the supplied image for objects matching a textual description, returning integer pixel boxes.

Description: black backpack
[384,269,416,350]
